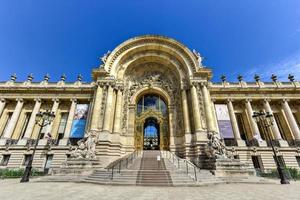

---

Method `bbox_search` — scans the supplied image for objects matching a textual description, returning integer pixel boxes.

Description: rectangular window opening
[0,155,10,166]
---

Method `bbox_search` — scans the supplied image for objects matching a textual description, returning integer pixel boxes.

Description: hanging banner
[215,104,234,138]
[70,104,89,138]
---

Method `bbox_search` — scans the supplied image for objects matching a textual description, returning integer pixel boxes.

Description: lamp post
[20,110,55,183]
[252,111,290,184]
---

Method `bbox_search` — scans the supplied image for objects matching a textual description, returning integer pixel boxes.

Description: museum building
[0,35,300,173]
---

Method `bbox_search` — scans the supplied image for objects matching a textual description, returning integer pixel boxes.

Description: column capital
[244,98,252,103]
[70,98,77,103]
[16,98,23,102]
[211,98,217,102]
[282,98,290,103]
[0,98,6,103]
[52,98,59,103]
[115,84,124,92]
[181,84,189,91]
[263,98,271,102]
[34,98,41,102]
[226,98,234,103]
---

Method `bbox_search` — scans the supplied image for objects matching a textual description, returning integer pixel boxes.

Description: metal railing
[106,150,140,180]
[161,151,199,181]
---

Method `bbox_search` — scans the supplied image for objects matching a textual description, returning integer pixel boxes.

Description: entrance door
[143,118,159,150]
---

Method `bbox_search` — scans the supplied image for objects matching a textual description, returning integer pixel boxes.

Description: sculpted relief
[121,62,185,137]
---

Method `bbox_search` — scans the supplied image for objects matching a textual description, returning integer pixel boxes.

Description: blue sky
[0,0,300,82]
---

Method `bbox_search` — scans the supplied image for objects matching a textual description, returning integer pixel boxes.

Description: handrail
[161,150,199,181]
[106,150,140,180]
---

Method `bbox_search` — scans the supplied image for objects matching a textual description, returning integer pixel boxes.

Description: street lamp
[252,111,290,184]
[20,110,55,183]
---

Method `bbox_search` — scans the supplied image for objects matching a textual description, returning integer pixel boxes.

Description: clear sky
[0,0,300,83]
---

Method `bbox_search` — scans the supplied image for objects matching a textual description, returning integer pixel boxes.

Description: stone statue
[192,49,203,67]
[207,131,230,159]
[71,140,88,159]
[100,50,111,65]
[70,130,98,159]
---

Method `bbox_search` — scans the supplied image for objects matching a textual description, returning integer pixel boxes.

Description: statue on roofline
[192,49,204,67]
[99,50,111,67]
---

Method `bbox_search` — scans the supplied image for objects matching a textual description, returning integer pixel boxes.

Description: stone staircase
[84,150,197,186]
[37,150,275,186]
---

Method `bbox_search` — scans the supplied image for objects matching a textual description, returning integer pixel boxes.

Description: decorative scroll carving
[121,64,184,137]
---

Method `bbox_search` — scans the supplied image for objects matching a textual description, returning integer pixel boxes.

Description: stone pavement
[0,179,299,200]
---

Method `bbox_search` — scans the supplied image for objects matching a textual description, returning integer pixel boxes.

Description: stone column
[44,98,60,137]
[168,105,175,148]
[127,104,135,136]
[263,99,288,147]
[2,98,24,139]
[282,99,300,140]
[102,84,115,133]
[190,83,202,132]
[201,83,215,132]
[113,87,123,134]
[181,89,191,134]
[59,99,77,145]
[23,98,42,139]
[227,99,245,146]
[245,99,267,146]
[90,83,104,130]
[0,98,6,118]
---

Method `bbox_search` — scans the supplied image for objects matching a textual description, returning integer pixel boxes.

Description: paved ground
[0,179,299,200]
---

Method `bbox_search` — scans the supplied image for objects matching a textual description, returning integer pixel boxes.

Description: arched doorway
[143,117,159,150]
[134,93,169,150]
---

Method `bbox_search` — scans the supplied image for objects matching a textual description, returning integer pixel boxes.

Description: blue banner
[215,104,234,139]
[70,104,89,138]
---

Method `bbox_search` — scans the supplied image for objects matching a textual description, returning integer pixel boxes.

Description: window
[19,113,31,139]
[235,113,247,141]
[44,154,53,174]
[273,113,286,140]
[1,112,13,137]
[256,121,267,140]
[39,120,47,139]
[22,155,32,166]
[251,155,264,170]
[296,156,300,167]
[137,94,167,116]
[0,155,10,166]
[57,113,69,139]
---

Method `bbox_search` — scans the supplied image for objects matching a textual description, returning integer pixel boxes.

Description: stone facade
[0,35,300,172]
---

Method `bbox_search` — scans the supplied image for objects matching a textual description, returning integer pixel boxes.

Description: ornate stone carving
[70,130,98,159]
[207,131,231,159]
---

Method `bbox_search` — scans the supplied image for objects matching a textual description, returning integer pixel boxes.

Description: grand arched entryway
[134,94,169,150]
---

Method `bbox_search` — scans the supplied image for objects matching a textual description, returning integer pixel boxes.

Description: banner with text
[215,104,234,139]
[70,104,89,138]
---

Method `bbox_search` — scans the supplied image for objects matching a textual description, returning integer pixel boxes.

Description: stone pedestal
[277,140,289,147]
[202,157,255,177]
[53,158,103,175]
[0,139,7,146]
[236,139,246,147]
[58,139,69,146]
[38,139,48,146]
[17,139,28,146]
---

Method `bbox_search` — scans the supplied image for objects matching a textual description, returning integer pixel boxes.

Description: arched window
[137,94,167,115]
